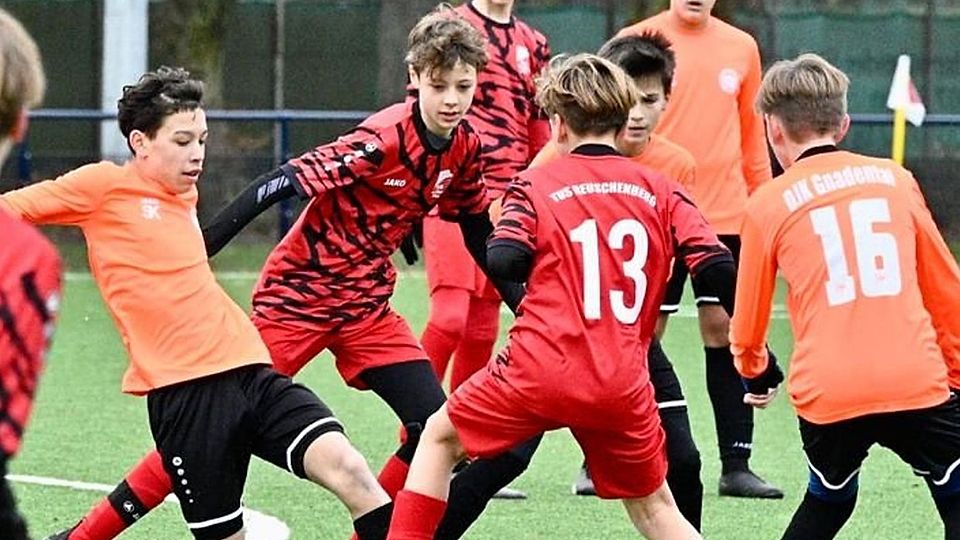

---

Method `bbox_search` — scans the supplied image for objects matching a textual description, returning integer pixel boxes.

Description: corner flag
[886,55,926,164]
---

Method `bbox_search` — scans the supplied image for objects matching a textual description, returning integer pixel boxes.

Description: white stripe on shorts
[805,453,861,491]
[694,295,720,305]
[657,400,687,410]
[286,417,343,473]
[188,506,244,529]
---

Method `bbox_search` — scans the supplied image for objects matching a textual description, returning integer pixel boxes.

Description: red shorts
[423,215,499,300]
[448,370,667,499]
[252,309,426,389]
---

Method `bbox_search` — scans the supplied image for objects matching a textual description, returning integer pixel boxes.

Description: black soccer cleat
[718,469,784,499]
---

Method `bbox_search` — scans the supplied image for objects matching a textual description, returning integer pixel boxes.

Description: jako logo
[431,170,453,199]
[384,178,407,188]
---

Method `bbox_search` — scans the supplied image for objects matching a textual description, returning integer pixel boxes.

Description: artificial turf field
[12,244,945,539]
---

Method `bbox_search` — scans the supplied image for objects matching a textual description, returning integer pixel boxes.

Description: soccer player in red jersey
[617,0,781,498]
[49,7,526,540]
[417,1,550,414]
[387,53,742,539]
[530,32,704,528]
[732,53,960,539]
[0,9,62,540]
[413,0,550,502]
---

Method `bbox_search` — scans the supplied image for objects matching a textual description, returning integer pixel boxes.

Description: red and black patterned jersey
[456,2,550,196]
[0,209,61,457]
[252,100,487,326]
[488,145,725,419]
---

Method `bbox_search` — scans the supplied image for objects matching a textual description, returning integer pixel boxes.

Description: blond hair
[536,53,639,136]
[757,53,848,140]
[0,8,45,137]
[405,4,488,75]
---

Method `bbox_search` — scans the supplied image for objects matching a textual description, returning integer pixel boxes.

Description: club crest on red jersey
[431,169,454,199]
[515,45,531,75]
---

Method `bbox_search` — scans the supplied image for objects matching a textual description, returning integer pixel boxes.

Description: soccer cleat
[492,485,527,500]
[45,526,77,540]
[571,466,597,497]
[718,469,784,499]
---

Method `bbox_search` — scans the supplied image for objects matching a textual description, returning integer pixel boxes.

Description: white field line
[7,474,290,540]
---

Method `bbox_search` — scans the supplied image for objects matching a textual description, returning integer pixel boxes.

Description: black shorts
[799,396,960,500]
[661,234,741,314]
[147,365,344,540]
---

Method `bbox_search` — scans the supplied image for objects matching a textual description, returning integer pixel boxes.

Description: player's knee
[428,296,471,337]
[421,410,463,457]
[808,469,859,503]
[697,306,730,346]
[667,441,702,481]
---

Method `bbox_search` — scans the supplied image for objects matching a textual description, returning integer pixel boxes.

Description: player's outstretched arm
[201,168,297,256]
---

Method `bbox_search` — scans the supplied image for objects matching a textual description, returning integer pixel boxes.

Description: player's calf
[622,482,701,539]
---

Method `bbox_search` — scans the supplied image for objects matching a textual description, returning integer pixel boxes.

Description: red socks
[376,455,411,500]
[387,490,447,540]
[420,321,460,381]
[450,297,500,390]
[70,450,171,540]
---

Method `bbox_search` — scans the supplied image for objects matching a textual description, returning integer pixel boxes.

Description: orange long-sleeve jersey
[0,162,270,395]
[530,133,696,193]
[730,149,960,424]
[618,12,771,234]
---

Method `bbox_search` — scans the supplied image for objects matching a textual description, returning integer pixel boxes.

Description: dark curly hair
[117,66,204,154]
[405,4,488,75]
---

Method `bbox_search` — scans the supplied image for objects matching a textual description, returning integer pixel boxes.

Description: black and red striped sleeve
[282,126,387,199]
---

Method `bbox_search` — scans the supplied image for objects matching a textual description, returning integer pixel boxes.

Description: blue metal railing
[14,108,960,233]
[18,108,373,234]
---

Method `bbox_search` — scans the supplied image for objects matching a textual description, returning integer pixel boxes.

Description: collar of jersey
[571,143,621,157]
[796,144,839,162]
[411,100,455,154]
[466,1,515,28]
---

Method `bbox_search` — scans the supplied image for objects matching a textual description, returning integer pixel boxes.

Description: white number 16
[809,198,902,306]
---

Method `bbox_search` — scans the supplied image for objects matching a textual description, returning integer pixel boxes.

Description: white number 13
[809,198,902,306]
[570,219,648,324]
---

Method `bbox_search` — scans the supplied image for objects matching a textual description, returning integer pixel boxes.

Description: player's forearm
[457,213,527,314]
[202,168,296,257]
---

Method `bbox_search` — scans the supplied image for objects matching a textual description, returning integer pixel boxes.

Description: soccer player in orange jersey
[3,67,395,540]
[0,9,62,540]
[617,0,781,499]
[388,51,725,540]
[530,32,704,529]
[732,53,960,539]
[45,8,529,540]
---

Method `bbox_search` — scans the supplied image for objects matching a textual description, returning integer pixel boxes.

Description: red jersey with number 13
[490,146,727,420]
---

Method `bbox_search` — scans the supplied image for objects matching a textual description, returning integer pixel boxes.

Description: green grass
[14,245,946,539]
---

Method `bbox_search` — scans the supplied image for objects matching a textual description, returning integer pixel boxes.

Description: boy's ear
[834,114,851,144]
[407,65,420,86]
[128,130,148,156]
[10,108,30,143]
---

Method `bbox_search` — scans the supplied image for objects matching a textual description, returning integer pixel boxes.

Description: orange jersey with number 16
[731,149,960,424]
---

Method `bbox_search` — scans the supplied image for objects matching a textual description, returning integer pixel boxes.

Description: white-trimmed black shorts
[147,365,344,539]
